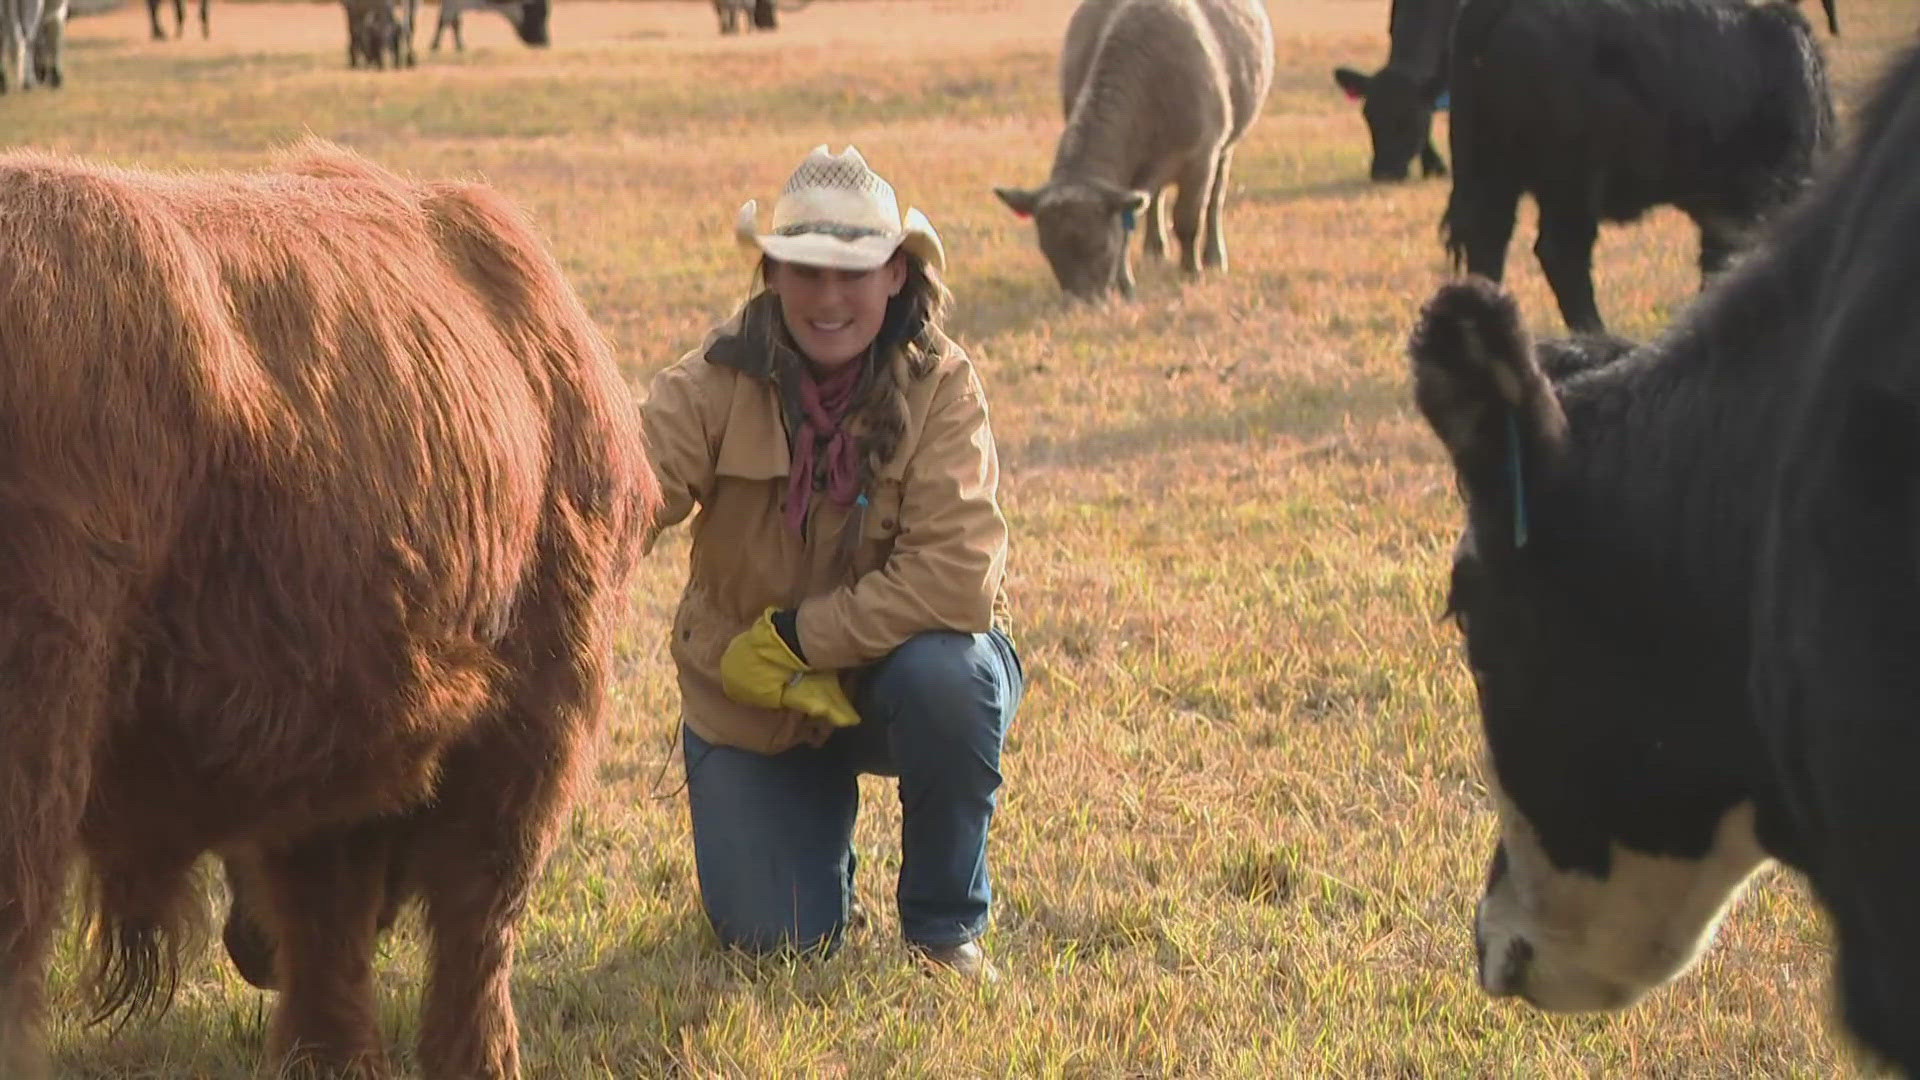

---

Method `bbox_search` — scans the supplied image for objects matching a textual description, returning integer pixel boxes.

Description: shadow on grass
[512,917,878,1076]
[952,268,1067,346]
[1008,371,1405,471]
[1239,174,1385,208]
[50,991,269,1079]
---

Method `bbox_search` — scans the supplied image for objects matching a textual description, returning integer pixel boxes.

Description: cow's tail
[1439,0,1513,271]
[82,858,205,1029]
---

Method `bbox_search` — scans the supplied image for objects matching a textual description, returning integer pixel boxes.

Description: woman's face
[766,255,908,370]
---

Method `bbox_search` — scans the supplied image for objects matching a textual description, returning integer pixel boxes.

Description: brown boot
[911,939,1000,983]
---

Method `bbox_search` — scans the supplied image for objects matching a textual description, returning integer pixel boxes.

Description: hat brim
[735,201,945,273]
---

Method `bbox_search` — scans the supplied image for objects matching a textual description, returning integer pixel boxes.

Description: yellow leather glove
[719,608,861,729]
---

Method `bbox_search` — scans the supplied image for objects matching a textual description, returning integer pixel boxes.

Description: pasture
[30,0,1916,1074]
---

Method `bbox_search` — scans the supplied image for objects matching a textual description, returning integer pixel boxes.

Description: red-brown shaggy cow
[0,142,657,1079]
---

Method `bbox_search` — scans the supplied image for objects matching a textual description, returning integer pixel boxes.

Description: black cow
[1441,0,1833,334]
[1333,0,1458,182]
[1410,37,1920,1074]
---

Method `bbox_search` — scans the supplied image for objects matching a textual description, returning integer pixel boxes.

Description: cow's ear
[1410,277,1568,550]
[994,185,1040,219]
[1334,66,1371,101]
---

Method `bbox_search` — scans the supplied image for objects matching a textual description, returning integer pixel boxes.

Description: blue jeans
[683,628,1022,953]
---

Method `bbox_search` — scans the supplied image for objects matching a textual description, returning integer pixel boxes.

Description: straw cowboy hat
[735,145,945,273]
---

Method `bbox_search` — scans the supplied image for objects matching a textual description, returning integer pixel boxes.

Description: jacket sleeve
[638,352,726,553]
[796,364,1008,669]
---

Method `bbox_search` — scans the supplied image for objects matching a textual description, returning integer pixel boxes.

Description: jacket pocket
[853,479,903,577]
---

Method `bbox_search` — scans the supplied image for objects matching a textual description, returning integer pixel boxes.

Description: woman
[640,145,1023,980]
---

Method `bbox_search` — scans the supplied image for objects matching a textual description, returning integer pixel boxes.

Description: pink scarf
[785,358,866,536]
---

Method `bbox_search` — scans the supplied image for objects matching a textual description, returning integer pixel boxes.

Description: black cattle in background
[1331,0,1836,186]
[1441,0,1833,334]
[1410,35,1920,1074]
[1332,0,1457,181]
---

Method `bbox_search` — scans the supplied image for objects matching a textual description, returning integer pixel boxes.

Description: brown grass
[34,0,1920,1075]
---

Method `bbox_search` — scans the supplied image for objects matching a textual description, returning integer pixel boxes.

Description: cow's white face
[1475,775,1770,1011]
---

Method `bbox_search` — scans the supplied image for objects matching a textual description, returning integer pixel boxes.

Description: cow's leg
[401,0,416,66]
[1201,144,1234,271]
[453,13,464,51]
[1419,134,1446,178]
[1140,190,1167,263]
[257,826,398,1079]
[412,594,608,1079]
[170,0,183,36]
[196,0,206,37]
[146,0,163,38]
[1446,179,1519,284]
[0,553,124,1078]
[1533,204,1604,335]
[1170,152,1218,277]
[33,14,61,89]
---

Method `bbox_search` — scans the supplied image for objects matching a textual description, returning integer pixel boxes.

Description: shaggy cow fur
[1441,0,1833,334]
[0,143,656,1079]
[1412,36,1920,1073]
[995,0,1273,300]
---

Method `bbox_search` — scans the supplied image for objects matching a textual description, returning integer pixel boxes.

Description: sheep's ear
[1334,66,1371,100]
[994,185,1040,219]
[1091,182,1150,218]
[1410,277,1568,551]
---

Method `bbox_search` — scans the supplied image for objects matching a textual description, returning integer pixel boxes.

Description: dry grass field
[22,0,1918,1074]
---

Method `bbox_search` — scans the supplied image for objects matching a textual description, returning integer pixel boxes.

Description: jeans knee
[863,632,1013,750]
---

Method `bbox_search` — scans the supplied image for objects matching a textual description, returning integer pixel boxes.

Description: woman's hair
[756,252,954,491]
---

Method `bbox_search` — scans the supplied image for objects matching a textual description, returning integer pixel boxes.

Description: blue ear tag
[856,493,869,507]
[1434,89,1451,112]
[1506,413,1529,549]
[1120,206,1137,233]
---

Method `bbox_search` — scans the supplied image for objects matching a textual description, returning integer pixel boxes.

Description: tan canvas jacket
[640,294,1011,754]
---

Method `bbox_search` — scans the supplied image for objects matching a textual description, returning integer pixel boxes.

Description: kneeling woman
[640,146,1023,980]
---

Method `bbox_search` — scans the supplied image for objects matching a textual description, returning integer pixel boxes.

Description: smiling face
[765,255,908,369]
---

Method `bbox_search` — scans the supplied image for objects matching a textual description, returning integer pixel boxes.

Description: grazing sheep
[996,0,1273,300]
[1,0,64,91]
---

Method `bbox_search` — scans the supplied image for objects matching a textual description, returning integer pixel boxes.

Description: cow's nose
[1483,936,1534,997]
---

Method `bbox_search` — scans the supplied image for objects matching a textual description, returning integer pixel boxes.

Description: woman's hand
[719,608,862,729]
